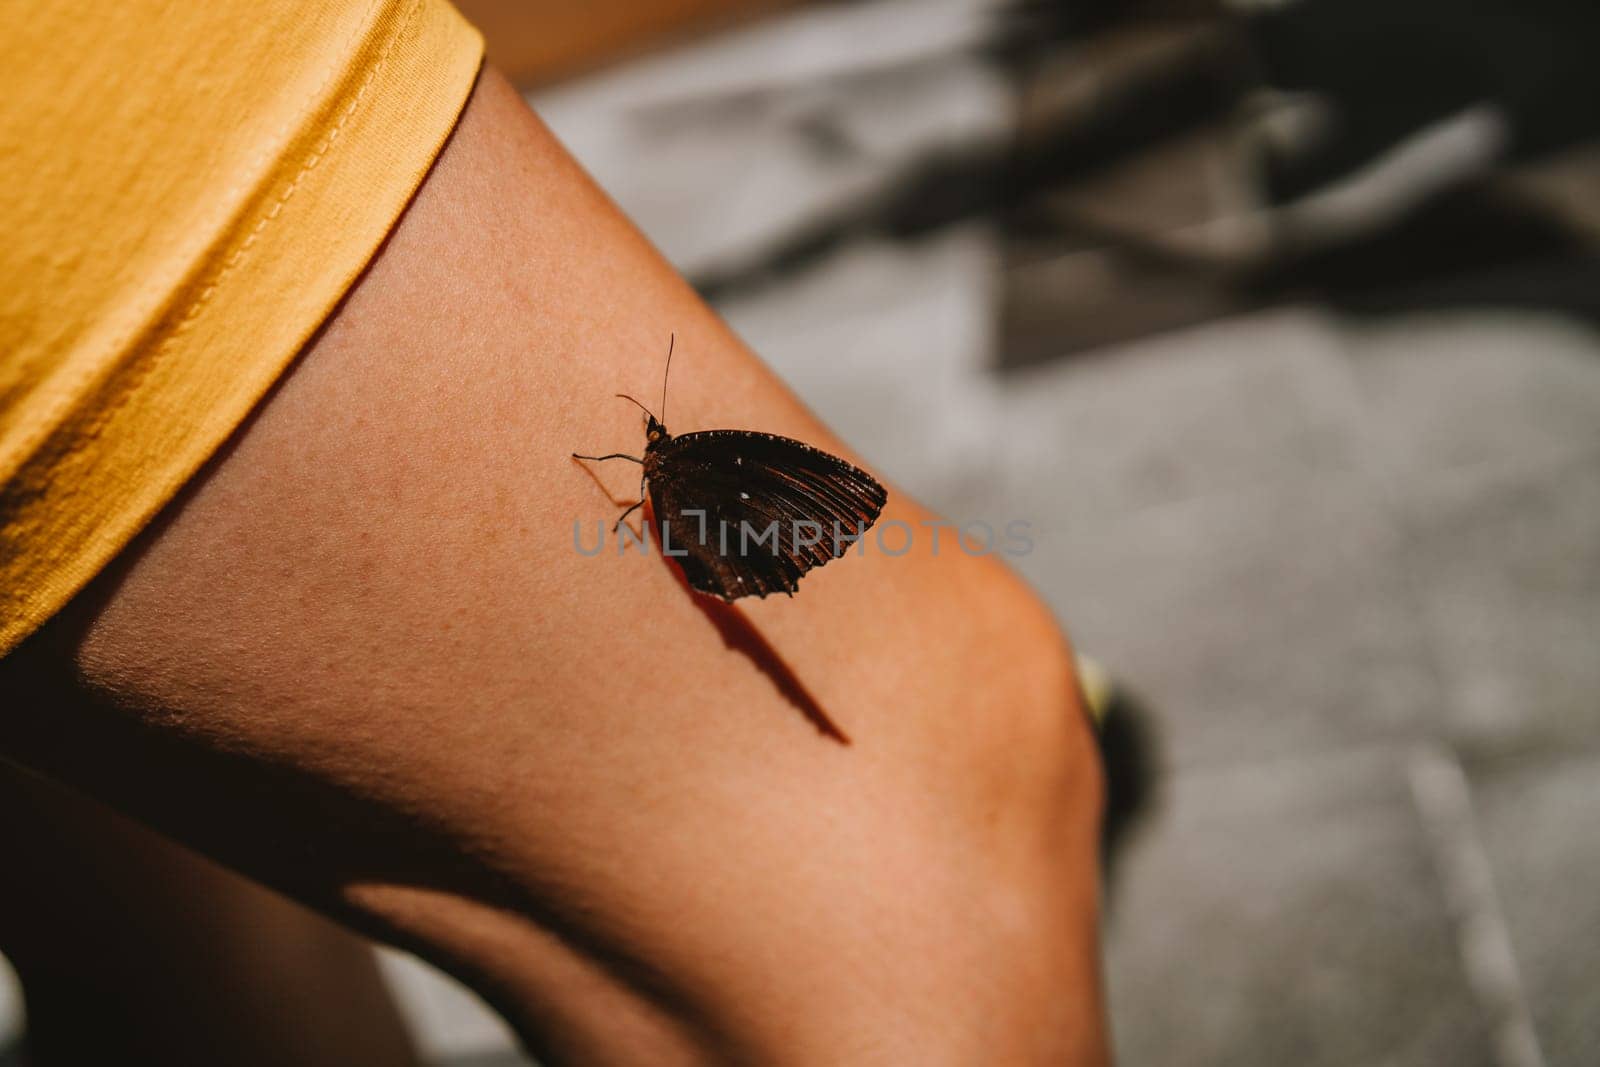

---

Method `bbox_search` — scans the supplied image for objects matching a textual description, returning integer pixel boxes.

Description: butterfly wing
[647,430,887,600]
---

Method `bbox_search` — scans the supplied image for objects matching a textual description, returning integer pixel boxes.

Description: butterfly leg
[612,499,643,533]
[572,452,643,463]
[612,468,649,533]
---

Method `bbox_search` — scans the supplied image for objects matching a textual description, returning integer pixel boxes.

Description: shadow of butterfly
[573,335,888,601]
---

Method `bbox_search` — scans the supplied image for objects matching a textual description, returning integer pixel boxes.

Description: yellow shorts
[0,0,483,656]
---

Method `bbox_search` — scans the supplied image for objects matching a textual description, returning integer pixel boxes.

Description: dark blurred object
[1001,6,1258,361]
[682,1,1254,300]
[1251,0,1600,200]
[519,0,1600,355]
[1094,681,1162,890]
[1002,0,1600,362]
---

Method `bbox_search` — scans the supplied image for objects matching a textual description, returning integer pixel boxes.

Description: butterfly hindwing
[646,430,887,601]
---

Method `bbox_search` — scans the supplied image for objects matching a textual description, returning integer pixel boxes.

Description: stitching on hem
[11,0,426,466]
[0,0,464,649]
[93,0,431,431]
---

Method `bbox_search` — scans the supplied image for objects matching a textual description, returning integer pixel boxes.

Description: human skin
[0,68,1107,1065]
[0,761,422,1067]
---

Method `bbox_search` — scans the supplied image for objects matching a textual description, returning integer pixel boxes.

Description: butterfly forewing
[647,430,887,601]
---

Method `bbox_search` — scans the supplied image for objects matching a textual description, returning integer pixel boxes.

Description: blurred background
[5,0,1597,1063]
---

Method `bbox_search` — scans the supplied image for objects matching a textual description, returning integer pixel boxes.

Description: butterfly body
[573,339,887,603]
[639,415,887,601]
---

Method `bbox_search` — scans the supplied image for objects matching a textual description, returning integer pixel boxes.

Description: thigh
[0,69,1106,1066]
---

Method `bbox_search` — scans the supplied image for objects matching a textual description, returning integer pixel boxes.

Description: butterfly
[573,336,888,601]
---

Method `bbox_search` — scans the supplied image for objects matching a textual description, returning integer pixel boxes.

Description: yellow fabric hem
[0,3,483,657]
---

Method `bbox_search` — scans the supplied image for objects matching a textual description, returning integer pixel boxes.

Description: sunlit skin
[0,69,1108,1066]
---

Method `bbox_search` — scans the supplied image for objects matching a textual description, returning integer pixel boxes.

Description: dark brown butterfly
[573,336,887,601]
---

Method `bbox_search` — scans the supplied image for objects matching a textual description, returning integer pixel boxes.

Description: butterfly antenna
[660,333,675,427]
[614,394,655,420]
